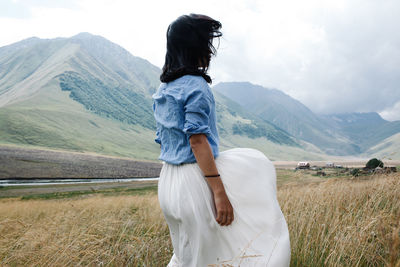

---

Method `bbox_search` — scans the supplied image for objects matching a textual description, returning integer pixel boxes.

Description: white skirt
[158,148,290,267]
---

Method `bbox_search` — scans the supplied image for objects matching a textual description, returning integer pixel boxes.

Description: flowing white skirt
[158,148,290,267]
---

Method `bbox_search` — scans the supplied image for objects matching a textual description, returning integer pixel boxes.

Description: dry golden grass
[281,173,400,267]
[0,173,399,266]
[0,194,172,266]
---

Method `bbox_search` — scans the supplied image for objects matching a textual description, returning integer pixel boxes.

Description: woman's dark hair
[160,14,222,84]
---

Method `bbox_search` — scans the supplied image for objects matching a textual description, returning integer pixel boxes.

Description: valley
[0,33,399,166]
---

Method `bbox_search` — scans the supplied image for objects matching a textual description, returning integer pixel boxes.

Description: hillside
[323,113,400,152]
[213,82,358,155]
[0,33,162,160]
[214,82,400,158]
[213,91,327,160]
[363,132,400,159]
[0,33,321,161]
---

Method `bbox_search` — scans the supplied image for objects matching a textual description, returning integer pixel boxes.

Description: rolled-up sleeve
[152,102,162,144]
[182,88,211,136]
[155,128,161,144]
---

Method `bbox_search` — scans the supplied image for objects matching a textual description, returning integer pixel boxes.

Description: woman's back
[152,75,219,165]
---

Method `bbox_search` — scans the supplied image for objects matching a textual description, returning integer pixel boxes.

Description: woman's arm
[189,134,234,226]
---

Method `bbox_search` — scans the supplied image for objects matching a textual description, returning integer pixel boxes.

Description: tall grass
[0,195,172,266]
[281,173,400,266]
[0,173,399,266]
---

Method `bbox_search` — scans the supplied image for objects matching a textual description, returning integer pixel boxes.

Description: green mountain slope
[57,70,154,128]
[323,113,400,152]
[214,91,297,146]
[213,92,326,160]
[0,34,162,160]
[364,133,400,160]
[0,33,321,160]
[0,83,159,160]
[214,82,359,155]
[214,82,400,158]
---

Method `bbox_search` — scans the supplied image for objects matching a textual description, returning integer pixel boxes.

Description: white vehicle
[297,162,310,169]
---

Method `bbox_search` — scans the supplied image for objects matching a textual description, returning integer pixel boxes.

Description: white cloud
[212,0,400,120]
[0,0,399,121]
[380,101,400,121]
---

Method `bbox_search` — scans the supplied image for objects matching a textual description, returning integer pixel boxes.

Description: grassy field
[0,172,399,266]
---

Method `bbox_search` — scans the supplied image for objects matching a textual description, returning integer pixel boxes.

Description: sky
[1,0,399,121]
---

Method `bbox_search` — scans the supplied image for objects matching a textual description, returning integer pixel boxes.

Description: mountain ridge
[1,33,398,160]
[0,33,322,160]
[214,81,400,158]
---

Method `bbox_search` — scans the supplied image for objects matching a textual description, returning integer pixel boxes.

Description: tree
[366,158,384,169]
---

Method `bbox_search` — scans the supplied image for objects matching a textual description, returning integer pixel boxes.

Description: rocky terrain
[0,145,162,179]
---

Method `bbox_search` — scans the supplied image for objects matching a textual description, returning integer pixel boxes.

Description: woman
[152,14,290,267]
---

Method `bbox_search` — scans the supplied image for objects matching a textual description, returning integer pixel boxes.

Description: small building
[297,162,310,169]
[326,162,335,168]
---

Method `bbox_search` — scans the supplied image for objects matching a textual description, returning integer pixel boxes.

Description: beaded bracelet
[205,174,220,178]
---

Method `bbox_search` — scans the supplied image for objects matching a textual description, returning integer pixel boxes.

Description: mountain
[213,91,326,160]
[364,133,400,159]
[213,82,359,155]
[0,33,320,161]
[214,82,400,158]
[322,112,400,152]
[0,32,160,127]
[0,33,161,160]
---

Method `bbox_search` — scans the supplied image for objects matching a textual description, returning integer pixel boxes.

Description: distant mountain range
[0,33,399,160]
[213,82,400,158]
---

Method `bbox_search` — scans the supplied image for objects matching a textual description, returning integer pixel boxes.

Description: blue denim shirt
[152,75,219,165]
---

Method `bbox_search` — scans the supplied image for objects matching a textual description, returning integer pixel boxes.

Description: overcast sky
[1,0,399,121]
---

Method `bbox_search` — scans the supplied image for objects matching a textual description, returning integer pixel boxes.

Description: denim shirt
[152,75,219,165]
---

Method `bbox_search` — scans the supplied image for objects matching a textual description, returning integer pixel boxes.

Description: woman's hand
[189,134,234,226]
[213,188,234,226]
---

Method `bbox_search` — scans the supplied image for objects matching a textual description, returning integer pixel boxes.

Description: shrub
[351,168,360,176]
[366,158,384,169]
